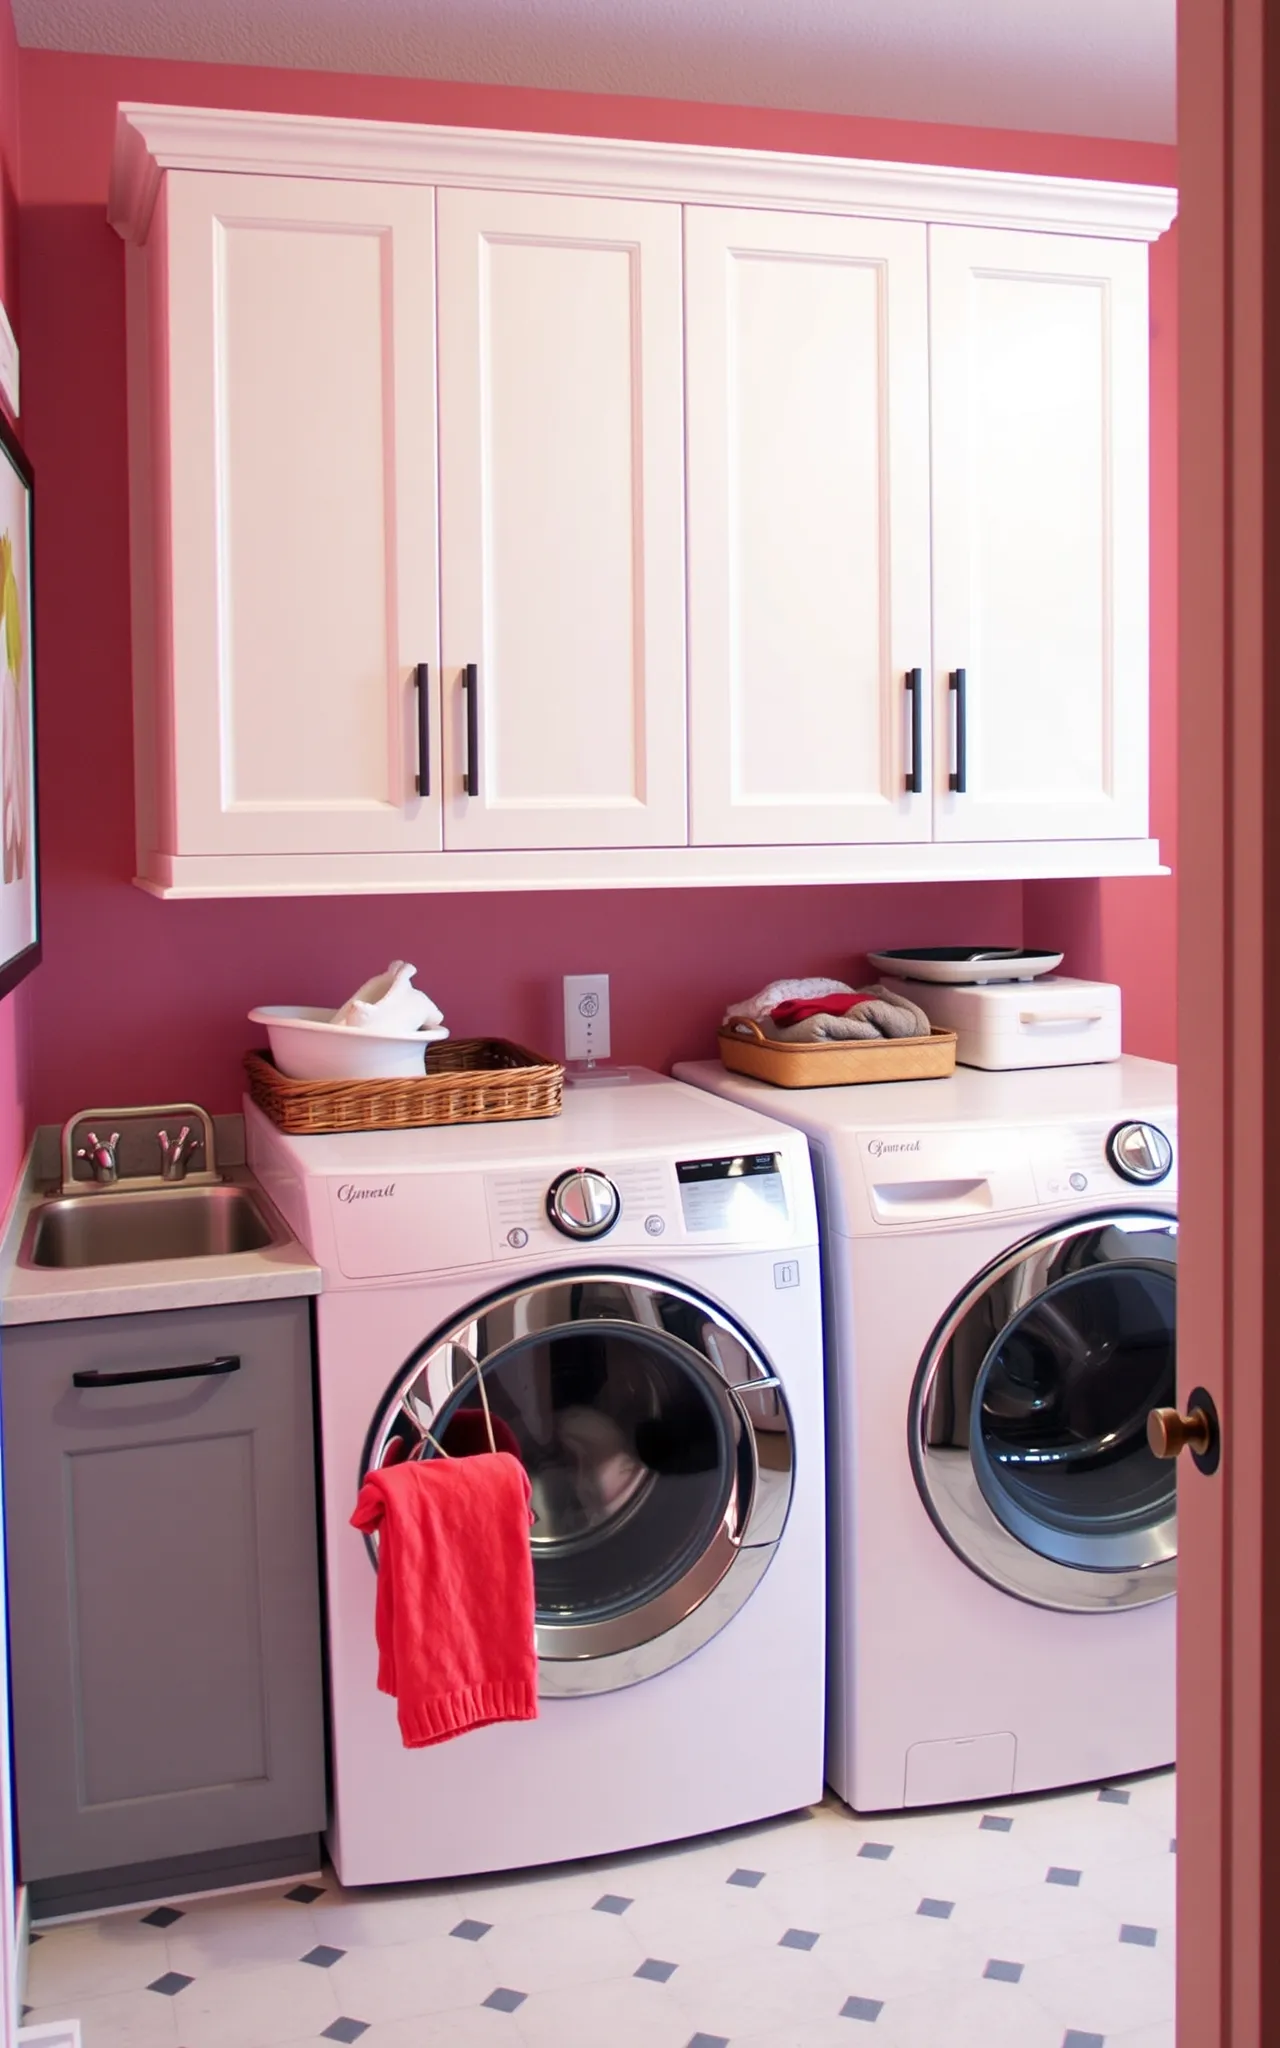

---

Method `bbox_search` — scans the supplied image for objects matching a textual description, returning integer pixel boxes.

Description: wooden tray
[245,1037,563,1134]
[718,1019,958,1089]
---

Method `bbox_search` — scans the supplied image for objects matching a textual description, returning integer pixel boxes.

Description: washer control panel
[546,1168,621,1239]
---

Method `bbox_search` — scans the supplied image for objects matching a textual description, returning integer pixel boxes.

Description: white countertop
[0,1142,321,1327]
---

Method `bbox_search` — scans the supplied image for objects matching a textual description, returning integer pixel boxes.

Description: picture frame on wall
[0,409,36,1000]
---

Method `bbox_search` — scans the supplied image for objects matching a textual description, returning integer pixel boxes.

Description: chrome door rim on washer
[909,1211,1178,1613]
[361,1268,796,1695]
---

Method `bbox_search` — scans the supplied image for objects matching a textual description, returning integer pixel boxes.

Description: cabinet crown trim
[109,102,1177,247]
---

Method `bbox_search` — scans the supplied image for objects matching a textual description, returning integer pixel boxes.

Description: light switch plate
[563,974,611,1063]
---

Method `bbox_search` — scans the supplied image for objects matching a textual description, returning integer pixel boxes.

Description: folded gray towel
[761,984,933,1043]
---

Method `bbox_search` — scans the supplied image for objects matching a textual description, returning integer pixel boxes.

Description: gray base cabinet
[1,1297,326,1884]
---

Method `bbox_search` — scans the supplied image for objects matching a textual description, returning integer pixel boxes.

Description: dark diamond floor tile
[287,1883,326,1904]
[980,1814,1014,1833]
[1062,2033,1106,2048]
[686,2036,730,2048]
[147,1972,193,1997]
[780,1926,820,1951]
[984,1958,1024,1982]
[917,1897,954,1919]
[841,1994,885,2021]
[1047,1866,1082,1887]
[1120,1923,1159,1947]
[141,1906,184,1928]
[1099,1786,1132,1805]
[26,1933,40,1944]
[451,1918,493,1941]
[483,1987,528,2013]
[301,1944,346,1969]
[593,1893,633,1914]
[321,2022,370,2045]
[727,1867,765,1888]
[636,1957,677,1983]
[858,1841,894,1861]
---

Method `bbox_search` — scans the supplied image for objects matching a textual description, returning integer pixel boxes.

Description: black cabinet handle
[904,668,923,794]
[462,663,479,797]
[414,662,430,797]
[73,1356,241,1390]
[949,668,968,794]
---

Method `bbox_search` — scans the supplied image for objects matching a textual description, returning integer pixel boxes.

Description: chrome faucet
[75,1131,121,1185]
[60,1103,219,1194]
[158,1125,203,1182]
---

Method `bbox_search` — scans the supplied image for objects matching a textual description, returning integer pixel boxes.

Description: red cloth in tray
[350,1453,538,1747]
[770,992,874,1027]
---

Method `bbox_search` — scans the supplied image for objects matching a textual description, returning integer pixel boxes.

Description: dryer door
[911,1211,1177,1612]
[362,1269,795,1695]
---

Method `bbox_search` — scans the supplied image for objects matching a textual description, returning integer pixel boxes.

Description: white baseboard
[17,2024,81,2047]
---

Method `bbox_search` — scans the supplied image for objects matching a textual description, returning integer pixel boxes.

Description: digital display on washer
[676,1153,787,1234]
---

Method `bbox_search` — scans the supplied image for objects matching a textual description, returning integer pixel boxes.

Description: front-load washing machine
[674,1055,1177,1811]
[246,1072,825,1884]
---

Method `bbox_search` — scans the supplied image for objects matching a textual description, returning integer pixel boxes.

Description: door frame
[1178,0,1278,2038]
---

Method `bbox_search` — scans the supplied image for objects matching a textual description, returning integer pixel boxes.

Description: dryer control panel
[850,1113,1177,1233]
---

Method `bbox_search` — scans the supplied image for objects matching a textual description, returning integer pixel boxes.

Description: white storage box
[878,975,1122,1070]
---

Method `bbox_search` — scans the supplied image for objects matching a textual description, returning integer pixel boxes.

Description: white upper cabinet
[144,172,440,860]
[110,108,1175,896]
[436,188,687,851]
[685,208,932,846]
[928,227,1151,843]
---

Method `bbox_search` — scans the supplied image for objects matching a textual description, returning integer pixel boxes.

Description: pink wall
[14,50,1178,1122]
[0,0,25,1208]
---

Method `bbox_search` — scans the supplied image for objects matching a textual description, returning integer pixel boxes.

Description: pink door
[1179,0,1279,2037]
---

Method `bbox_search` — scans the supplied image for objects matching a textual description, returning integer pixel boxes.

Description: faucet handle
[158,1124,203,1182]
[75,1131,122,1184]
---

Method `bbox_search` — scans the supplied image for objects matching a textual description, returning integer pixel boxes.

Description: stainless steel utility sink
[19,1183,287,1270]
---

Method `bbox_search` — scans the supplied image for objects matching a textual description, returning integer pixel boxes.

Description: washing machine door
[910,1211,1177,1613]
[362,1269,795,1696]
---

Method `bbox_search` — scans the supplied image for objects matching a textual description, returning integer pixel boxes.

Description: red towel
[770,992,874,1027]
[350,1453,539,1747]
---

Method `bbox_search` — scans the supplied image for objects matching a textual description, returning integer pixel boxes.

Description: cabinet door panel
[164,173,439,855]
[929,227,1149,841]
[70,1433,267,1803]
[685,208,932,846]
[3,1300,324,1881]
[438,188,687,849]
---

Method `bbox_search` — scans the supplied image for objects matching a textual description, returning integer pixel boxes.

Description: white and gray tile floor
[21,1771,1176,2048]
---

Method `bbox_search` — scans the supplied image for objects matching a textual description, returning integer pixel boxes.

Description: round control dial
[546,1168,621,1239]
[1106,1121,1174,1186]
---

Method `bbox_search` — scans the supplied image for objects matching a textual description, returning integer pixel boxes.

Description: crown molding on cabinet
[132,840,1170,900]
[108,103,1178,249]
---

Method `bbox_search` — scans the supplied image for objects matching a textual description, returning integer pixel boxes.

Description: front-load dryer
[247,1072,826,1883]
[674,1055,1177,1811]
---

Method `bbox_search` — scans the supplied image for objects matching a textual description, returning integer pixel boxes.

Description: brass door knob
[1155,1409,1212,1458]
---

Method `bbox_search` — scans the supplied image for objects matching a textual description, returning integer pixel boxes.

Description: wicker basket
[244,1037,563,1135]
[718,1019,958,1089]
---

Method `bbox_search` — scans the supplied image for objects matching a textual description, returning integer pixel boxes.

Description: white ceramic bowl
[249,1005,450,1082]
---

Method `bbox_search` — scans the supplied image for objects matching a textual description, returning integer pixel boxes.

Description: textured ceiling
[13,0,1176,143]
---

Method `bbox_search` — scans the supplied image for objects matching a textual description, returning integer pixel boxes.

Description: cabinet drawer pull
[414,662,430,797]
[904,668,923,794]
[948,668,968,793]
[462,663,479,797]
[73,1356,242,1390]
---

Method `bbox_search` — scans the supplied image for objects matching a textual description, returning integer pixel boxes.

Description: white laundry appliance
[673,1055,1177,1812]
[246,1073,825,1885]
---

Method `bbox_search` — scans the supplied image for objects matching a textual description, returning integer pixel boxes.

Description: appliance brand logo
[337,1182,397,1203]
[866,1139,922,1157]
